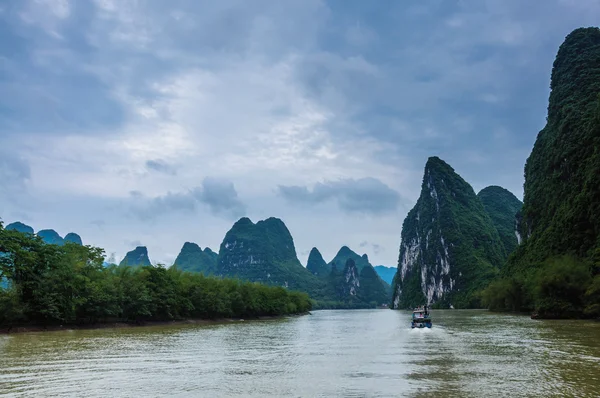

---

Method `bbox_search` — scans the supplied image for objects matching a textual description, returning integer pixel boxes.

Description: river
[1,310,599,397]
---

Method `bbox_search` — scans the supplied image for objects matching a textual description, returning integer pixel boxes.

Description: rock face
[392,157,505,309]
[64,233,83,245]
[216,217,321,292]
[37,229,65,246]
[373,265,396,285]
[340,258,360,297]
[174,242,218,274]
[511,27,600,267]
[5,222,34,234]
[306,247,329,277]
[119,246,152,267]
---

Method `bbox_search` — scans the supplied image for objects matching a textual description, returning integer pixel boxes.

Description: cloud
[2,0,600,268]
[0,152,31,198]
[359,241,383,255]
[194,178,247,220]
[145,159,176,175]
[90,219,105,228]
[124,240,143,248]
[278,177,401,215]
[130,177,246,221]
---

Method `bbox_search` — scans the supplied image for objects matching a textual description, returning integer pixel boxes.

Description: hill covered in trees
[391,157,506,309]
[477,186,523,257]
[484,27,600,318]
[0,222,311,328]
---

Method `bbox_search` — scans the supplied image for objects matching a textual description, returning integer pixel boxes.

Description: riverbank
[0,312,310,334]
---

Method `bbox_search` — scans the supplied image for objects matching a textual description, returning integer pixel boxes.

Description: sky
[1,0,599,267]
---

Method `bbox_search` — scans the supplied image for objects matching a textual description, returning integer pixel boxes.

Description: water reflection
[0,310,599,397]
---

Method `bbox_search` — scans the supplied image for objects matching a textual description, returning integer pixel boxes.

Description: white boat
[411,305,432,328]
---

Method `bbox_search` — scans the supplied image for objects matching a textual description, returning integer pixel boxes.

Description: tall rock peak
[174,242,217,274]
[507,28,600,289]
[392,158,504,309]
[306,247,329,277]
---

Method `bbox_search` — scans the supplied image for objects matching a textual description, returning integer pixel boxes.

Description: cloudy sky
[0,0,598,267]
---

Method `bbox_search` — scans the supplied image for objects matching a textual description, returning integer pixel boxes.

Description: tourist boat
[411,305,432,328]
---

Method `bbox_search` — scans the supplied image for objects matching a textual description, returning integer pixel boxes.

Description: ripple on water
[1,310,600,397]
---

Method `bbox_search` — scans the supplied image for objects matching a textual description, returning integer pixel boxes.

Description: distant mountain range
[111,217,391,308]
[5,222,82,246]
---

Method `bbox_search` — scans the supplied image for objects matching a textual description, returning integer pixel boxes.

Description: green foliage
[0,227,312,327]
[477,186,523,257]
[485,256,599,318]
[502,28,600,318]
[534,256,592,318]
[392,157,505,309]
[173,242,218,275]
[482,278,527,312]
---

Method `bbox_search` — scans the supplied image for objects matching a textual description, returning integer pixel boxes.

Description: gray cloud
[279,178,401,215]
[125,240,143,248]
[146,159,177,175]
[194,178,247,220]
[130,177,246,221]
[359,241,383,255]
[0,152,30,191]
[90,219,105,228]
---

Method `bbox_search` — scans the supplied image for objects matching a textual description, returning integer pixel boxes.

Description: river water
[0,310,599,397]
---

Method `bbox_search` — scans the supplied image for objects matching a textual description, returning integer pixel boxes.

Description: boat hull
[411,322,432,329]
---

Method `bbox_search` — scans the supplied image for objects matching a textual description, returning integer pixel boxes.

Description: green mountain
[216,217,323,294]
[37,229,65,246]
[306,247,329,277]
[477,186,523,256]
[493,28,600,318]
[5,222,34,234]
[327,258,360,300]
[392,157,505,309]
[326,246,390,304]
[174,242,218,274]
[359,265,390,305]
[119,246,152,267]
[64,233,83,245]
[373,265,396,285]
[216,218,389,307]
[329,246,371,271]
